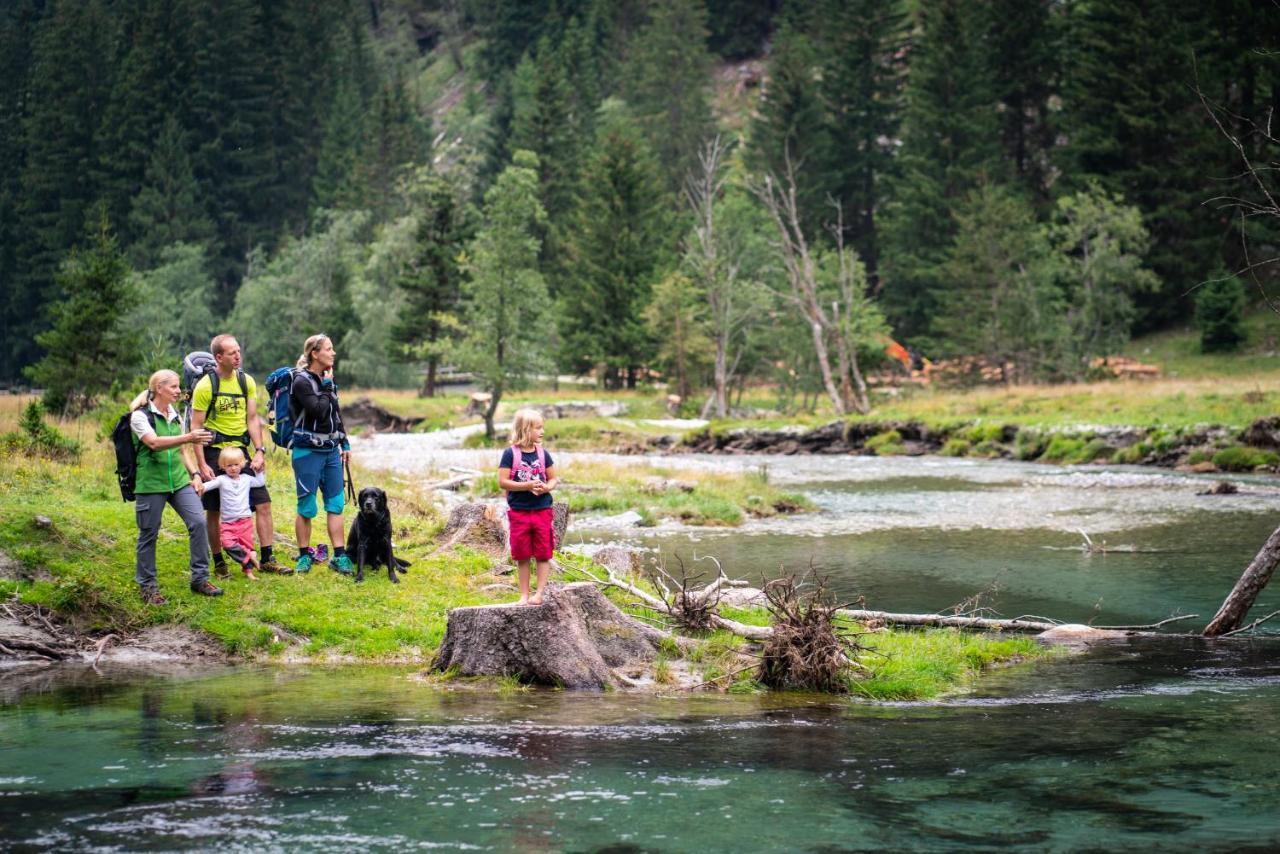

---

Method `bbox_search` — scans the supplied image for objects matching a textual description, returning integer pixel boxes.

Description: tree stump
[437,502,508,558]
[432,582,667,690]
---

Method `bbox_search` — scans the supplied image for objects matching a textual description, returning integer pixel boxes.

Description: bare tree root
[756,574,869,693]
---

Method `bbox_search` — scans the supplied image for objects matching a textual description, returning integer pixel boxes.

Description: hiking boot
[295,553,313,574]
[190,579,224,597]
[331,554,354,576]
[259,558,294,575]
[140,586,167,606]
[213,563,231,579]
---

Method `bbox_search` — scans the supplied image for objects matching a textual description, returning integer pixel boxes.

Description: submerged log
[432,582,667,689]
[1203,523,1280,636]
[836,609,1058,632]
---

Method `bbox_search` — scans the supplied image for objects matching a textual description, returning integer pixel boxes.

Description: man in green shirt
[191,334,291,575]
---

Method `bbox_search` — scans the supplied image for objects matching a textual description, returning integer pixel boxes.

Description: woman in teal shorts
[289,334,353,575]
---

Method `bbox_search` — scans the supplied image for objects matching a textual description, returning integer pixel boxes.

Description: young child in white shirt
[201,447,266,580]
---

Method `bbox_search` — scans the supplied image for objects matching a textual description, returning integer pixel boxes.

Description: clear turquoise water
[3,647,1280,851]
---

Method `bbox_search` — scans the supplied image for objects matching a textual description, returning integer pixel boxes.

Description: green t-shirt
[191,371,258,447]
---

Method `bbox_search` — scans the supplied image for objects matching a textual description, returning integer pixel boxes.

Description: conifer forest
[1,0,1276,411]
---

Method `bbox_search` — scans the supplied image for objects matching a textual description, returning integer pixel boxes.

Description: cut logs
[432,582,669,690]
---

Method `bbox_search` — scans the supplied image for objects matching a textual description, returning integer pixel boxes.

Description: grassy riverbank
[0,401,1043,698]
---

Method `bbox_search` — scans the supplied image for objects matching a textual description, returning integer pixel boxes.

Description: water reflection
[2,652,1280,850]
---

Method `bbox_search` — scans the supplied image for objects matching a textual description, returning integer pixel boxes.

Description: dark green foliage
[558,104,674,387]
[816,0,907,286]
[126,116,215,270]
[12,0,117,378]
[880,0,1002,340]
[623,0,715,194]
[394,177,473,397]
[1212,446,1279,472]
[1196,272,1247,353]
[351,74,432,218]
[747,22,832,238]
[705,0,778,59]
[1057,0,1228,330]
[986,0,1059,204]
[26,211,141,415]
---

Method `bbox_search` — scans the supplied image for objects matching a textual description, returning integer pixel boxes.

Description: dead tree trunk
[1203,523,1280,636]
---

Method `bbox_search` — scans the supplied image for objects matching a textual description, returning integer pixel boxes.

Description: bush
[971,440,1005,459]
[0,401,81,461]
[940,438,971,457]
[1195,272,1247,353]
[865,429,905,455]
[1213,446,1279,472]
[1040,435,1085,463]
[1113,442,1150,464]
[1013,428,1044,460]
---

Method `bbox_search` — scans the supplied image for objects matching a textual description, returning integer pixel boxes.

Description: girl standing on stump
[498,409,558,605]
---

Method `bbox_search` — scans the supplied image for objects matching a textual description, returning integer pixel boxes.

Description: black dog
[347,486,411,584]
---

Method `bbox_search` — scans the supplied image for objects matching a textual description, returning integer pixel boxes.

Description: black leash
[344,454,356,504]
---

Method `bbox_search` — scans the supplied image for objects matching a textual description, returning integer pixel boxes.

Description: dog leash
[344,455,356,503]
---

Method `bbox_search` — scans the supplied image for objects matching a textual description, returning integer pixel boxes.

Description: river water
[4,445,1280,850]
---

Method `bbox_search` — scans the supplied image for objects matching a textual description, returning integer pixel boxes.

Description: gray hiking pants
[135,486,209,588]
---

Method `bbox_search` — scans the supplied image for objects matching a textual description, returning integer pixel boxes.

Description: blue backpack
[264,367,297,449]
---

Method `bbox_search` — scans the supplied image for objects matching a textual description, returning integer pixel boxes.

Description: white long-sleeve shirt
[201,471,266,521]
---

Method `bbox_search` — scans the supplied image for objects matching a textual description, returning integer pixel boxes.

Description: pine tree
[0,0,42,379]
[185,0,280,298]
[96,0,194,243]
[932,183,1061,379]
[26,210,141,415]
[817,0,908,287]
[311,77,367,210]
[623,0,715,194]
[127,116,215,269]
[747,21,832,239]
[559,102,674,388]
[352,74,431,220]
[14,0,118,376]
[985,0,1059,204]
[880,0,1002,342]
[1058,0,1220,330]
[393,173,472,397]
[459,150,549,438]
[705,0,778,60]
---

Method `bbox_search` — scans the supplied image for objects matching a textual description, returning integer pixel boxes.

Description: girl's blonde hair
[297,333,331,370]
[509,409,545,447]
[218,446,247,468]
[129,369,180,411]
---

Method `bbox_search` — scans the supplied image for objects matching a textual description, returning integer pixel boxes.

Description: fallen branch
[589,561,774,640]
[836,609,1059,632]
[1092,615,1199,630]
[1220,609,1280,637]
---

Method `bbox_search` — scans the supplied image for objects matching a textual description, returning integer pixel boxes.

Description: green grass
[467,457,813,527]
[851,626,1048,701]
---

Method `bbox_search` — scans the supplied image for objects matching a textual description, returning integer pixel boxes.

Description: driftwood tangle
[433,582,666,690]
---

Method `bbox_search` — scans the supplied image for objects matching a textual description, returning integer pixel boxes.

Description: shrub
[0,401,81,461]
[1213,446,1279,472]
[865,429,905,455]
[940,438,971,457]
[1113,442,1150,464]
[1013,428,1044,460]
[971,440,1005,459]
[1195,272,1246,353]
[1040,435,1085,463]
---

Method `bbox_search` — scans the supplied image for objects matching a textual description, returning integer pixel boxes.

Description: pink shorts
[220,516,256,568]
[508,508,554,561]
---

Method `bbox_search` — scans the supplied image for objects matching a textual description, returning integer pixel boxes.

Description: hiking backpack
[180,350,248,439]
[110,407,155,502]
[264,367,297,449]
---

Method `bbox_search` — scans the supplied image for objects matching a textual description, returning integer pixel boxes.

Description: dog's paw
[389,574,400,584]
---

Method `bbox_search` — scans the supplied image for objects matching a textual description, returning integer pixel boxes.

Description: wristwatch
[254,446,265,455]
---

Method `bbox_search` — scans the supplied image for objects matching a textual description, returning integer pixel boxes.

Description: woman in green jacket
[129,370,219,604]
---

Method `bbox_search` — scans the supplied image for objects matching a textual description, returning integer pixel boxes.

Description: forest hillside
[2,0,1276,414]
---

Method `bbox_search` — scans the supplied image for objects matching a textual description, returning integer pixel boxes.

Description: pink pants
[220,516,256,569]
